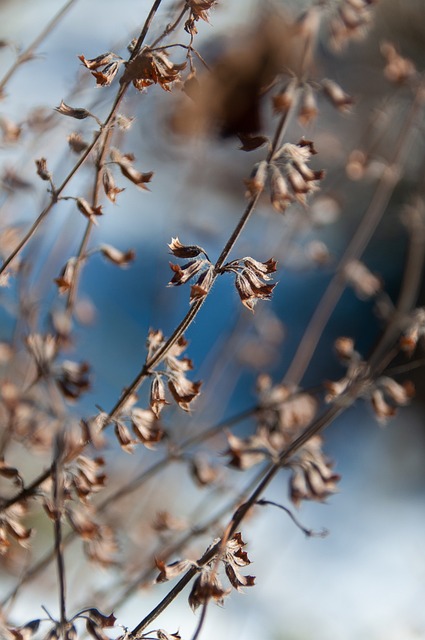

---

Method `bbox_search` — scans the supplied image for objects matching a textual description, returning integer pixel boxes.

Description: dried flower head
[167,237,213,302]
[55,101,92,120]
[35,158,51,182]
[222,256,277,312]
[155,558,194,583]
[110,148,153,189]
[0,503,33,556]
[67,132,89,154]
[328,0,378,51]
[188,567,230,610]
[55,257,77,295]
[381,42,416,85]
[298,83,319,126]
[190,455,220,487]
[343,260,381,299]
[288,435,340,507]
[100,244,135,267]
[79,52,123,87]
[122,48,186,92]
[269,139,325,210]
[226,431,269,470]
[56,360,91,401]
[370,376,415,424]
[76,197,103,224]
[222,533,255,591]
[321,79,354,112]
[0,116,22,144]
[272,78,298,115]
[102,168,125,203]
[400,308,425,355]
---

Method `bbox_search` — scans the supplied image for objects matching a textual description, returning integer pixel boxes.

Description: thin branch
[0,466,52,512]
[52,436,67,627]
[191,601,209,640]
[256,499,328,538]
[128,464,271,635]
[151,2,189,48]
[106,93,300,425]
[283,79,425,388]
[0,0,165,279]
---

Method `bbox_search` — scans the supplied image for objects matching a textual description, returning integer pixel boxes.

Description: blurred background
[0,1,425,639]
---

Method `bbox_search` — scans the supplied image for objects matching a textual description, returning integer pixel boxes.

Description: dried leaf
[168,260,207,286]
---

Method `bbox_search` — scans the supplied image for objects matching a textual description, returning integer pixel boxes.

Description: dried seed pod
[273,78,298,114]
[244,160,268,198]
[298,83,318,125]
[381,42,416,84]
[343,259,381,299]
[322,79,354,112]
[55,101,91,120]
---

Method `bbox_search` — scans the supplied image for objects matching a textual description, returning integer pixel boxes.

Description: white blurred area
[0,2,425,640]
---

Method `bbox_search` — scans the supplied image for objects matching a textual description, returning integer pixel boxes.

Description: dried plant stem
[130,272,416,635]
[256,499,327,538]
[0,130,102,277]
[151,2,189,48]
[0,466,52,513]
[128,463,271,635]
[52,440,67,627]
[283,80,425,388]
[105,194,262,423]
[65,122,117,313]
[191,602,209,640]
[0,0,166,279]
[131,0,165,56]
[65,0,193,314]
[0,528,75,608]
[368,196,425,371]
[107,97,299,424]
[128,400,353,635]
[0,0,78,95]
[0,405,256,605]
